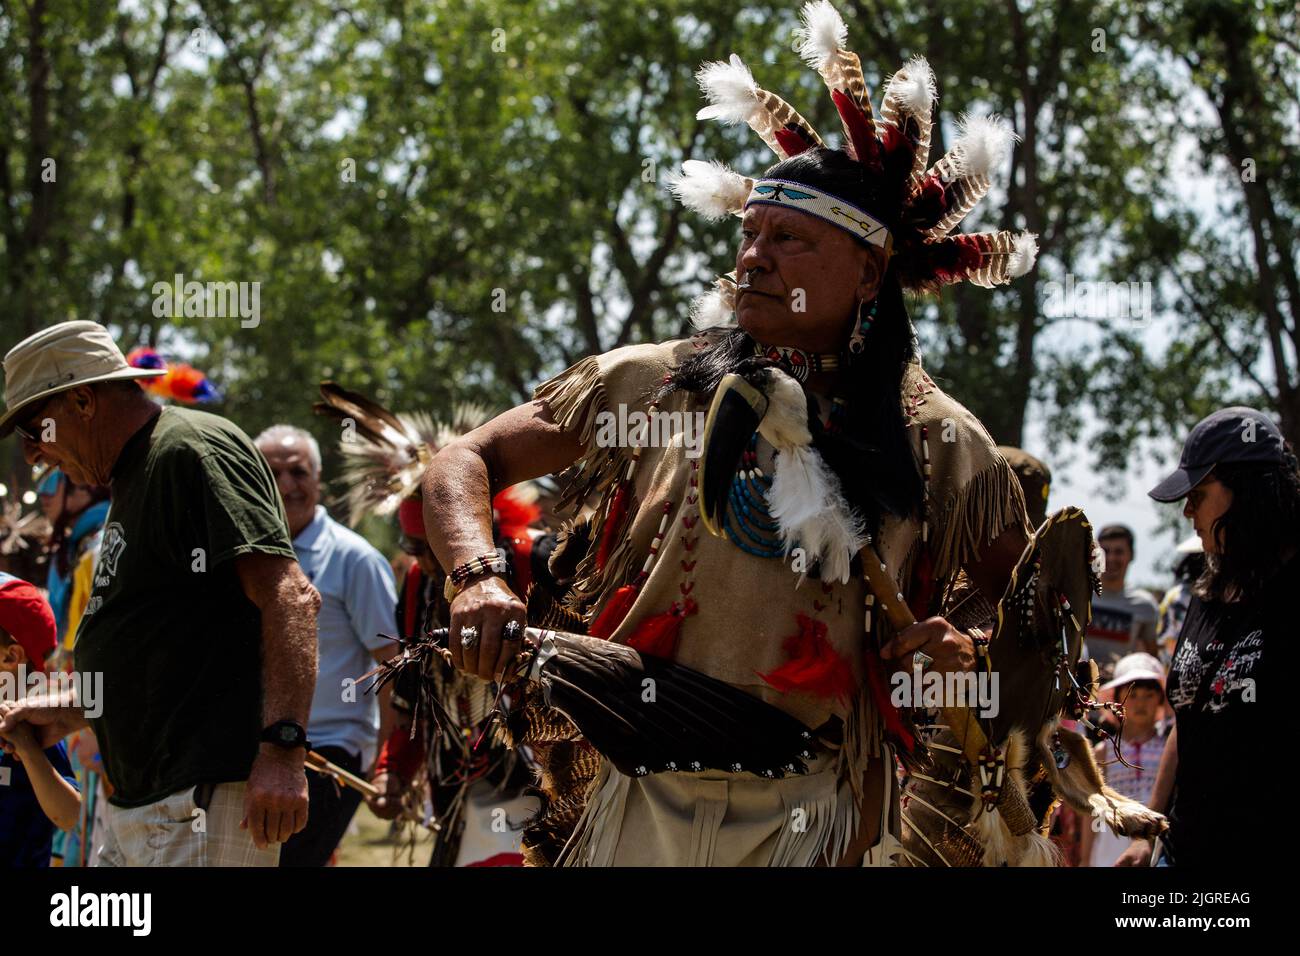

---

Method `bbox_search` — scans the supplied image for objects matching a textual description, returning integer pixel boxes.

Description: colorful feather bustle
[315,382,541,529]
[126,348,222,404]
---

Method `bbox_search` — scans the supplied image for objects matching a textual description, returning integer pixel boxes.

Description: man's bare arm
[235,552,320,847]
[423,400,584,680]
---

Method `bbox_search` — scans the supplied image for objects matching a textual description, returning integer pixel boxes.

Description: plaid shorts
[94,782,280,867]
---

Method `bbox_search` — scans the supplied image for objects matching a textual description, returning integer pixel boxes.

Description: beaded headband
[745,179,892,253]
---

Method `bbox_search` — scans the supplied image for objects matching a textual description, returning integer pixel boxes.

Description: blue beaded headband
[744,179,892,254]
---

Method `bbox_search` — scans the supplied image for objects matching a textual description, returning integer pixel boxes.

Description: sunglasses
[12,397,54,443]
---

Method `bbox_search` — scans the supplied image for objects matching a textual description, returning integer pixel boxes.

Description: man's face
[1183,475,1233,555]
[259,437,320,536]
[735,204,880,353]
[18,391,99,487]
[1100,537,1132,581]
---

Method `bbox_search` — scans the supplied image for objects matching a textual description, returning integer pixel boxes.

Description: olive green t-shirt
[74,406,296,807]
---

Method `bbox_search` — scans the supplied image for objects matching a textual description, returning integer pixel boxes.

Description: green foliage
[1,0,1295,499]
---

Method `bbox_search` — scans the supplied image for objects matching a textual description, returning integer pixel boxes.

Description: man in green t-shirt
[0,321,320,866]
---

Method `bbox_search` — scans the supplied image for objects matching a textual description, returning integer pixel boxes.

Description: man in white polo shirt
[256,425,397,867]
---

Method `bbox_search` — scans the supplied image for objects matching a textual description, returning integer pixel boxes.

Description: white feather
[885,55,936,116]
[688,287,736,329]
[755,369,811,449]
[695,54,761,124]
[794,0,848,71]
[768,447,864,583]
[1007,231,1038,278]
[757,369,864,583]
[665,159,752,220]
[962,729,1064,866]
[951,114,1017,179]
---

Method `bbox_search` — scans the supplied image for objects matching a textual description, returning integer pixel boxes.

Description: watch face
[279,724,298,744]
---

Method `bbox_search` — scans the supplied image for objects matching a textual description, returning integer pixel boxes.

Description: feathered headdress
[313,382,540,533]
[666,0,1037,319]
[126,348,223,404]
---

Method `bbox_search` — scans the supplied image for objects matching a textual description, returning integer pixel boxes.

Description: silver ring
[912,650,934,671]
[459,626,480,649]
[503,621,522,642]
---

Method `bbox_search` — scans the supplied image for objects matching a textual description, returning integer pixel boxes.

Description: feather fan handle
[665,159,753,220]
[880,55,937,187]
[795,1,881,167]
[756,369,865,584]
[696,54,823,159]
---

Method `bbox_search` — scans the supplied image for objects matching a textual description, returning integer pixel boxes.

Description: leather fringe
[533,357,640,619]
[929,455,1029,582]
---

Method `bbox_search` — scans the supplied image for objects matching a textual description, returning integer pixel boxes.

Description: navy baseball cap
[1149,406,1286,502]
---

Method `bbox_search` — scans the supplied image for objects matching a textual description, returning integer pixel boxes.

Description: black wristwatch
[260,720,309,751]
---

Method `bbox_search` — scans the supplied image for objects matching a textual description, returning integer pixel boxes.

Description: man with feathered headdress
[313,385,565,865]
[419,2,1103,866]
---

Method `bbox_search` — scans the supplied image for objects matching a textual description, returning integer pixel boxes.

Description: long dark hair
[1196,446,1300,602]
[661,147,924,534]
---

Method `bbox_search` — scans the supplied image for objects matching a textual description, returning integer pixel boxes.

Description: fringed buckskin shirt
[534,331,1028,866]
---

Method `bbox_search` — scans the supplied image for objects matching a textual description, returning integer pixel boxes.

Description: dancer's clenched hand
[880,616,976,675]
[449,575,527,681]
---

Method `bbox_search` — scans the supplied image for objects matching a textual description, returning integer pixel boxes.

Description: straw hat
[0,321,164,437]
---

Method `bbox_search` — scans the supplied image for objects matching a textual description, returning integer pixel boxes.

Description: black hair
[1173,551,1206,583]
[1098,524,1136,556]
[661,146,924,534]
[1197,446,1300,602]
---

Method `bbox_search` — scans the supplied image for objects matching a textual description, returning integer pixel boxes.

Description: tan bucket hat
[0,321,165,437]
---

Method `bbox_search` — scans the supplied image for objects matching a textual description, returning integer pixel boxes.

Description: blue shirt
[292,507,397,767]
[0,741,79,868]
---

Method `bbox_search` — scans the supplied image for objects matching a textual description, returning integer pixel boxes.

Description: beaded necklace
[721,434,785,558]
[753,342,840,383]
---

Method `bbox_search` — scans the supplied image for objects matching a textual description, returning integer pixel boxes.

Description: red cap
[397,496,426,538]
[0,577,57,672]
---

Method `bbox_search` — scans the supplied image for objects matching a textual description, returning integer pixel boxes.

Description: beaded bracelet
[443,549,509,601]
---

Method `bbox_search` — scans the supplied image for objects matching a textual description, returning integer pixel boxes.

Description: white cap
[1101,652,1166,691]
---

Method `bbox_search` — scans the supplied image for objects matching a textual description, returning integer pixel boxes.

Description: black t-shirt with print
[1164,552,1294,867]
[74,407,296,807]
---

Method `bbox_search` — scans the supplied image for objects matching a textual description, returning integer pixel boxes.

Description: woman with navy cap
[1118,407,1297,867]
